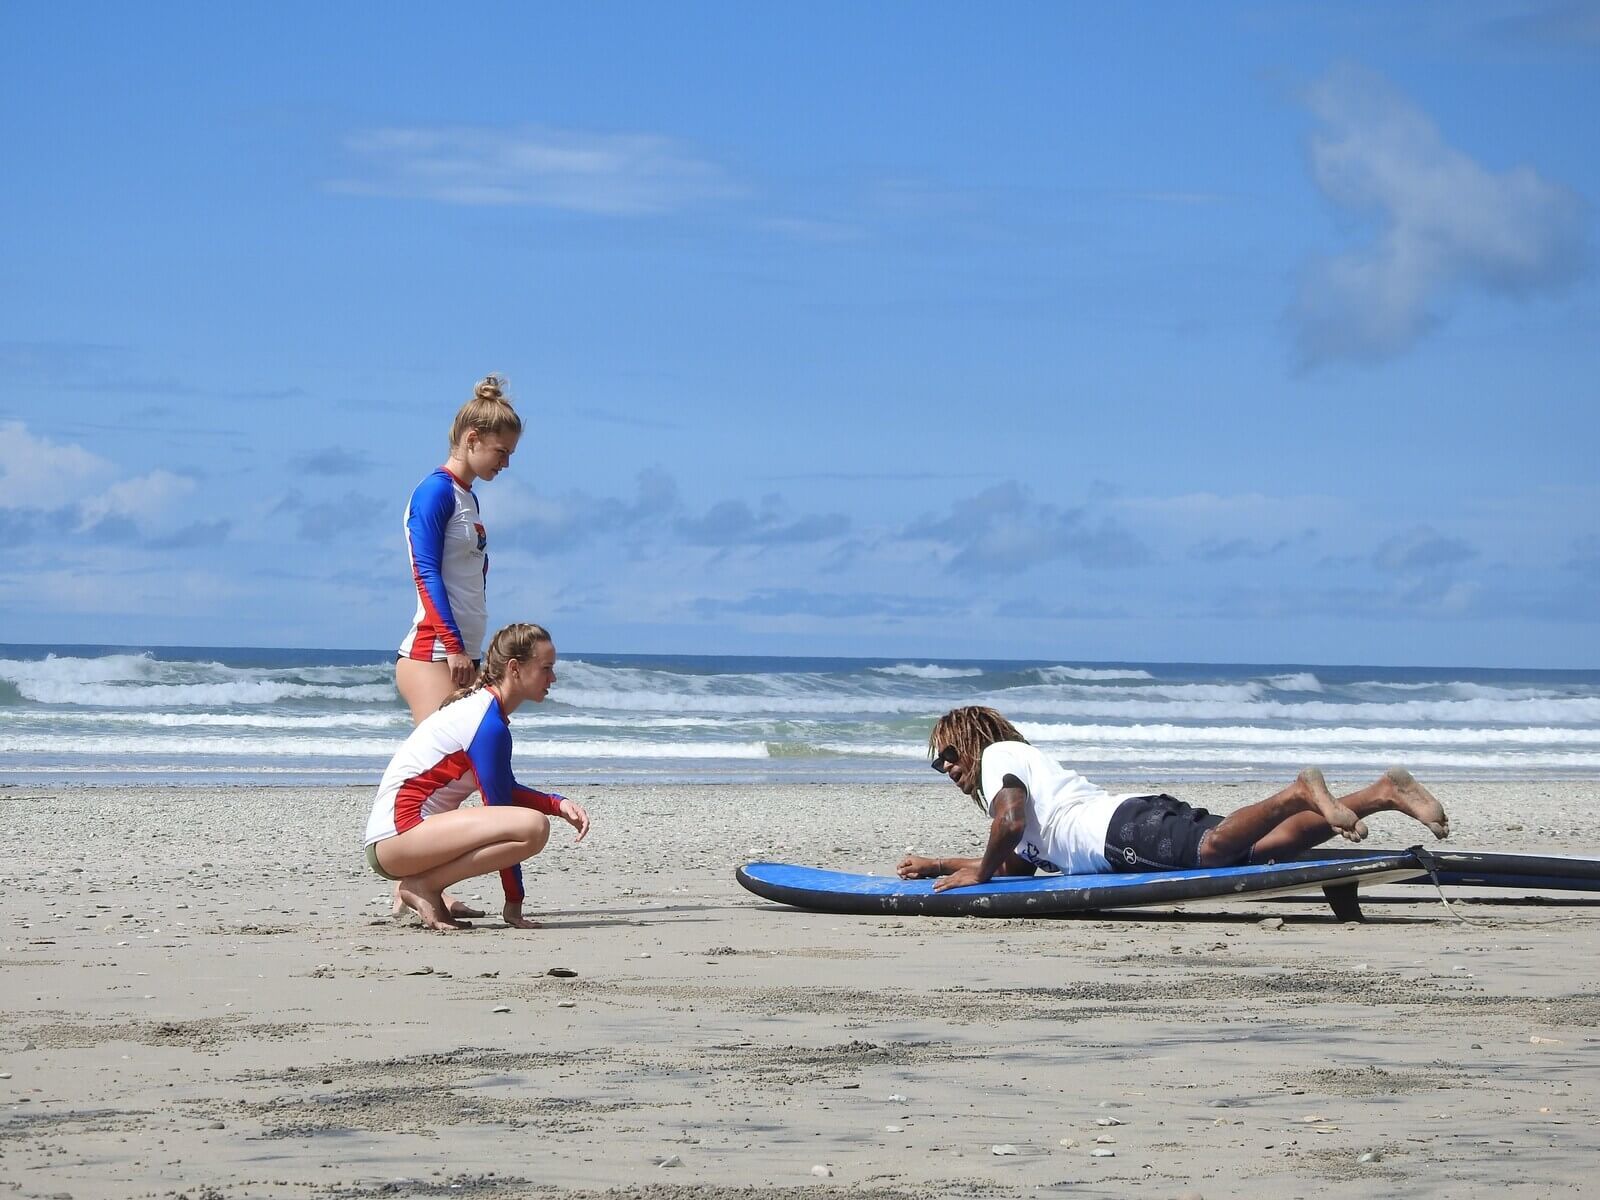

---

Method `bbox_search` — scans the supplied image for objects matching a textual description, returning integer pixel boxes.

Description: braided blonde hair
[440,622,552,710]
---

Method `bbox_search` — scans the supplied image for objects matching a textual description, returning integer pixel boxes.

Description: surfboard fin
[1322,881,1364,922]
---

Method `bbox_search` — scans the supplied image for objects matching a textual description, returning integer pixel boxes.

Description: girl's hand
[555,796,590,843]
[502,901,540,929]
[446,651,475,686]
[896,855,941,879]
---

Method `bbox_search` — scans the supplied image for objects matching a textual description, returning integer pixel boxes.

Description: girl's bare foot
[393,885,483,919]
[1299,767,1368,842]
[396,885,465,931]
[1383,767,1450,839]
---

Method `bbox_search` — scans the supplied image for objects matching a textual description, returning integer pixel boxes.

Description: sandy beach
[2,778,1598,1199]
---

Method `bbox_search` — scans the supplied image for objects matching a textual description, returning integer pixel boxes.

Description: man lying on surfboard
[898,705,1451,892]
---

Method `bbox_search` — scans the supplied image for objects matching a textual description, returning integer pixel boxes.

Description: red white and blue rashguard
[364,688,563,904]
[398,467,488,662]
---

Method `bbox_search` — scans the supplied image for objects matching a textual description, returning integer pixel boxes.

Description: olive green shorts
[366,841,398,881]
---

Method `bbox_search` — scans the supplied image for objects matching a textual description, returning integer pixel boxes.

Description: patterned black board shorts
[1104,794,1239,872]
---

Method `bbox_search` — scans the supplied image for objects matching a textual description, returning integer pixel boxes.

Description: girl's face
[504,643,557,706]
[460,429,519,482]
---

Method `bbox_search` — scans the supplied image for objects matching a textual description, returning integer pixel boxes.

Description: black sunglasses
[930,745,959,772]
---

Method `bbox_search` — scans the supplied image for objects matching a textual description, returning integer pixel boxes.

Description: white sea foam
[0,731,772,760]
[1035,745,1600,770]
[1263,672,1324,692]
[977,694,1600,725]
[5,710,409,731]
[1013,721,1600,747]
[6,709,726,732]
[550,687,936,716]
[6,647,1599,783]
[520,713,726,730]
[0,652,392,707]
[991,682,1272,703]
[870,663,983,680]
[10,679,398,707]
[1032,666,1155,681]
[1353,680,1568,701]
[0,652,170,685]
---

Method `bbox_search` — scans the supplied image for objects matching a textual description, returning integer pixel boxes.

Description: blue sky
[1,1,1597,667]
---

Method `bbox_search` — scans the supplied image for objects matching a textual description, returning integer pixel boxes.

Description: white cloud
[1293,63,1587,364]
[78,469,195,530]
[329,125,741,215]
[0,421,113,508]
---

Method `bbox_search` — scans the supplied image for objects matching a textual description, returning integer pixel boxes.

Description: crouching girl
[364,622,590,930]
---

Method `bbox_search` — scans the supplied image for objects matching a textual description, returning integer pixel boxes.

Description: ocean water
[2,644,1599,787]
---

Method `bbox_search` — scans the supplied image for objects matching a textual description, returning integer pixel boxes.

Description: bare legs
[1196,767,1450,867]
[374,807,550,931]
[395,657,455,724]
[391,657,484,918]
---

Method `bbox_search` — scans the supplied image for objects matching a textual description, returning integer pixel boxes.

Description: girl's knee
[514,810,550,853]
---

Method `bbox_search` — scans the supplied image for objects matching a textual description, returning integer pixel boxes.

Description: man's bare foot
[1382,767,1450,839]
[396,885,465,931]
[1299,767,1367,841]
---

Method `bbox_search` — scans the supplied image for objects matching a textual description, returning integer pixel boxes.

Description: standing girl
[391,374,523,918]
[396,374,522,723]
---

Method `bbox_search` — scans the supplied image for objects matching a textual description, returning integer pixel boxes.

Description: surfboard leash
[1409,845,1579,928]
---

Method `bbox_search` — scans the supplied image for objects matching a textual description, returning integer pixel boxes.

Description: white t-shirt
[979,741,1132,875]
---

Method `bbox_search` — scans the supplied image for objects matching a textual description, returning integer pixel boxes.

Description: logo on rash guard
[474,523,486,551]
[1022,842,1062,874]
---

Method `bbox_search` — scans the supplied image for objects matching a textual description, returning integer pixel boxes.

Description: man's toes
[1338,818,1370,842]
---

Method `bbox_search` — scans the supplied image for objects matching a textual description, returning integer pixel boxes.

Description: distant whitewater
[2,644,1599,786]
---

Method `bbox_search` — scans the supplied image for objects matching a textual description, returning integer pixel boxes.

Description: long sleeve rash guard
[364,688,562,904]
[398,467,488,661]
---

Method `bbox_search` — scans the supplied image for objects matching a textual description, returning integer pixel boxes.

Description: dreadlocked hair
[928,705,1027,809]
[439,622,552,710]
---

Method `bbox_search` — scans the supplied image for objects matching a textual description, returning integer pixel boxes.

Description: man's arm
[932,783,1029,891]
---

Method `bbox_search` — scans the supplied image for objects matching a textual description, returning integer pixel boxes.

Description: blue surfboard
[736,853,1426,918]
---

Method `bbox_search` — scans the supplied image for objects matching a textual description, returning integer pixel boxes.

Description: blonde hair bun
[473,375,509,404]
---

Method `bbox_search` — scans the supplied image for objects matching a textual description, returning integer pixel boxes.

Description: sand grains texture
[2,780,1598,1198]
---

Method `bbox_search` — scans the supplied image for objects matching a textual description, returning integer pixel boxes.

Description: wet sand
[2,779,1598,1199]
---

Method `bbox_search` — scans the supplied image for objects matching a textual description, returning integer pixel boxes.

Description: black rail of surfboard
[1289,847,1600,893]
